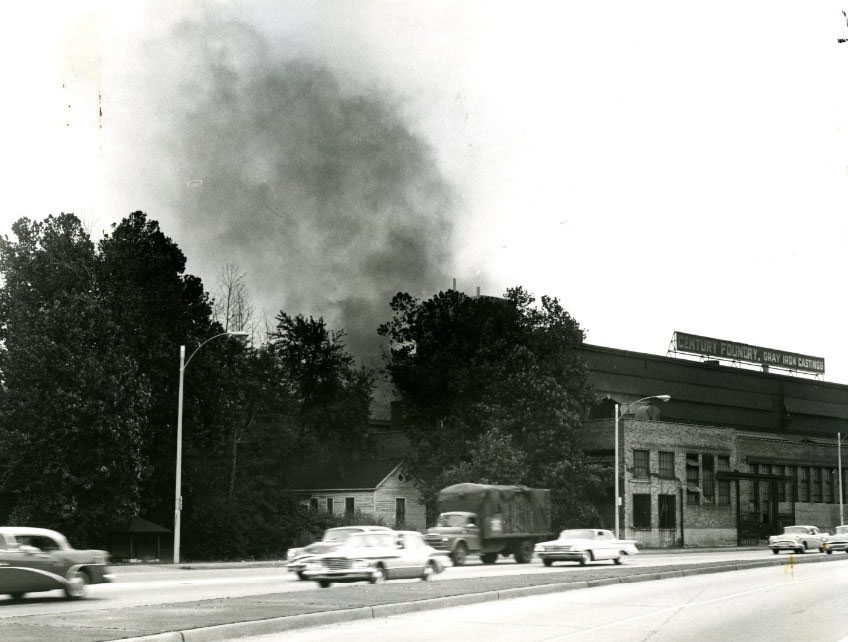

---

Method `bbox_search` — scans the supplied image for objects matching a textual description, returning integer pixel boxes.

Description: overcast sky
[3,1,848,383]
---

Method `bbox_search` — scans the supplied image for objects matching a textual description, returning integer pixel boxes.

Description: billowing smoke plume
[104,6,456,362]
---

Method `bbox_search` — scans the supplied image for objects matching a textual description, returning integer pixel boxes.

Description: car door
[0,535,62,594]
[594,531,617,560]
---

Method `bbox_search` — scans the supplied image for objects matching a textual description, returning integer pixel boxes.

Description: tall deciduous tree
[378,287,603,527]
[0,214,150,545]
[269,312,374,464]
[97,212,219,526]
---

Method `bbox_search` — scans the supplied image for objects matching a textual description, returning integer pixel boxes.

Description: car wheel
[542,559,553,567]
[318,580,331,589]
[64,570,88,599]
[772,549,779,554]
[578,552,591,566]
[795,546,804,554]
[820,546,827,553]
[421,561,437,581]
[451,543,468,567]
[9,592,25,601]
[827,548,833,554]
[613,554,623,565]
[296,571,307,581]
[480,552,498,565]
[370,565,387,584]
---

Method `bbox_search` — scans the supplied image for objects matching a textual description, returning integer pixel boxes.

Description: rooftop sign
[673,331,825,375]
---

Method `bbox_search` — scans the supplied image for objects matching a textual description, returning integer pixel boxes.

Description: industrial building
[578,336,848,547]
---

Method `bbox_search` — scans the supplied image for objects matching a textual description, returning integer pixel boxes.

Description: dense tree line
[0,211,601,558]
[0,212,374,557]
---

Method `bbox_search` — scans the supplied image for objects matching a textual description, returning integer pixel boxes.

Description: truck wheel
[451,543,468,566]
[513,540,534,564]
[480,552,498,564]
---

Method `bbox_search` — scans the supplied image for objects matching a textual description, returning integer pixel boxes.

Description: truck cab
[424,511,481,565]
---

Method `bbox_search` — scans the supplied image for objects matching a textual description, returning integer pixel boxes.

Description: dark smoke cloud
[107,7,455,363]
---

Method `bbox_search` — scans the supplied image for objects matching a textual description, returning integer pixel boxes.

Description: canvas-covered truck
[424,483,552,565]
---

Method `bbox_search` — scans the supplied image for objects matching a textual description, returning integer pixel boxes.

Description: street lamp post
[614,394,671,539]
[174,330,249,564]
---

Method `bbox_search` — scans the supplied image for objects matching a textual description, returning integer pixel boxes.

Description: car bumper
[302,568,375,583]
[826,541,848,551]
[538,552,587,561]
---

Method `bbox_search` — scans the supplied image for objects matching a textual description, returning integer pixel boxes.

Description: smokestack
[476,286,480,297]
[452,278,456,290]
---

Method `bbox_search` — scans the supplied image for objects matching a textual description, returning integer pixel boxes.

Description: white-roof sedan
[534,529,638,566]
[768,525,827,554]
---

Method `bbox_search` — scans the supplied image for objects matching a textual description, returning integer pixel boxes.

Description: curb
[110,554,847,642]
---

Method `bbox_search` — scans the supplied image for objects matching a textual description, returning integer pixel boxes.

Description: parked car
[302,530,449,588]
[768,525,827,554]
[286,525,392,579]
[534,529,638,566]
[825,525,848,554]
[0,527,113,600]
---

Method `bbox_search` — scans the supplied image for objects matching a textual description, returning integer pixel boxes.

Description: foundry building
[578,332,848,547]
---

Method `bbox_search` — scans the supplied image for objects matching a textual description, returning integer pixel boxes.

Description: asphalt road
[0,548,801,616]
[0,549,844,642]
[237,560,848,642]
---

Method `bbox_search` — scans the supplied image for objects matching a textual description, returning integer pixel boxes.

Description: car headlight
[534,545,543,552]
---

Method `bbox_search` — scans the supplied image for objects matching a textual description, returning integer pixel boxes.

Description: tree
[212,263,256,337]
[269,312,374,464]
[0,215,150,545]
[97,212,219,527]
[378,287,603,528]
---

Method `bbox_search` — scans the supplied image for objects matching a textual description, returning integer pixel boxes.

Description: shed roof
[288,459,401,492]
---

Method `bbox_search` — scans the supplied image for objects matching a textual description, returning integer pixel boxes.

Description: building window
[702,455,715,504]
[828,469,837,504]
[633,494,651,529]
[717,456,730,505]
[798,467,809,502]
[812,468,823,503]
[686,453,700,505]
[633,450,650,479]
[658,494,676,529]
[776,465,787,502]
[659,452,675,479]
[326,497,334,514]
[345,497,355,517]
[309,497,318,511]
[788,466,797,502]
[395,498,406,528]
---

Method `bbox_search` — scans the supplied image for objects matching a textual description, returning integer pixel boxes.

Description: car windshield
[322,528,362,542]
[558,529,596,540]
[783,526,810,534]
[437,514,468,527]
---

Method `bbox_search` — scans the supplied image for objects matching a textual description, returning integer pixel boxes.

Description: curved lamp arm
[183,330,249,369]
